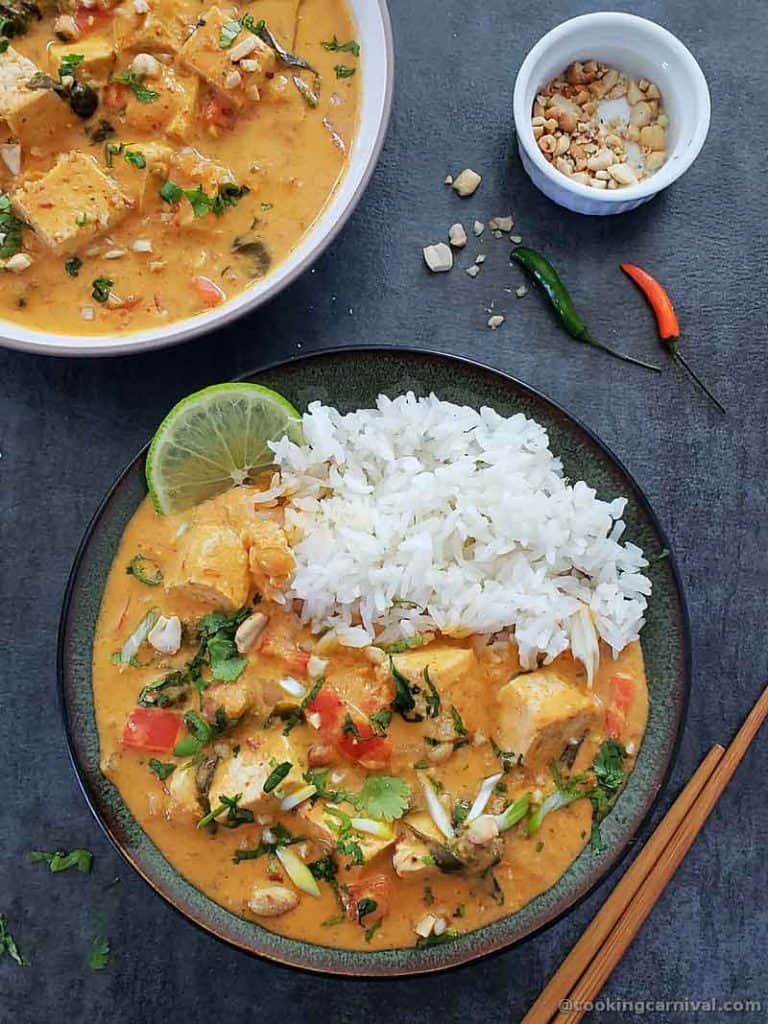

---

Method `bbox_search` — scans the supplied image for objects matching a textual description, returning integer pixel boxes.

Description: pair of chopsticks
[523,683,768,1024]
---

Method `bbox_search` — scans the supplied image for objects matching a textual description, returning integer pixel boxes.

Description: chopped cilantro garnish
[91,277,113,303]
[27,848,93,874]
[415,929,459,948]
[124,149,146,169]
[0,915,29,966]
[112,70,159,103]
[450,705,468,737]
[356,775,410,822]
[57,53,84,80]
[0,193,24,258]
[148,759,176,781]
[262,761,292,793]
[64,256,82,277]
[159,179,184,204]
[368,708,392,736]
[321,35,360,56]
[364,919,381,942]
[197,792,254,830]
[334,64,355,79]
[87,936,110,971]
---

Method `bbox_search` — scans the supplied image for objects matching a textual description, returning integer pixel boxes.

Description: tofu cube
[296,800,395,865]
[11,151,131,254]
[208,730,300,814]
[124,66,199,140]
[494,671,600,772]
[113,0,187,55]
[48,38,116,80]
[166,522,250,610]
[392,812,442,878]
[0,45,75,147]
[166,763,202,818]
[390,645,475,691]
[180,7,276,107]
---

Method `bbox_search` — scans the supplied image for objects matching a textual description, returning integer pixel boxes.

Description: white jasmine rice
[262,393,651,670]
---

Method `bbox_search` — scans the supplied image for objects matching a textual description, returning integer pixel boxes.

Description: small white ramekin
[513,12,711,215]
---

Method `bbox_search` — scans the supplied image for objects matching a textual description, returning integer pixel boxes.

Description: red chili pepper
[620,263,725,414]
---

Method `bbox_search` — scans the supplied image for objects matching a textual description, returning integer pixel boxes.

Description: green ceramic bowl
[58,348,690,976]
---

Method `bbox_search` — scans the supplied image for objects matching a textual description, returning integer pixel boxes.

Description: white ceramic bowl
[2,0,393,357]
[513,12,710,216]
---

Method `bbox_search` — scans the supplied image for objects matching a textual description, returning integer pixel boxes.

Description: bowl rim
[513,11,711,204]
[0,0,395,358]
[57,345,691,975]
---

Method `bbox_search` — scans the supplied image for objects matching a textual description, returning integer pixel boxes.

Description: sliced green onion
[275,845,320,897]
[279,676,307,699]
[466,772,503,823]
[527,789,583,836]
[350,817,394,840]
[119,608,158,666]
[495,793,531,832]
[280,784,317,811]
[420,778,454,840]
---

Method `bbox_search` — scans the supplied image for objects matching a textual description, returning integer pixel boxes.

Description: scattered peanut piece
[444,174,453,185]
[452,168,482,197]
[465,265,480,278]
[448,223,467,248]
[489,215,513,232]
[475,254,486,265]
[487,314,505,330]
[515,285,528,298]
[473,220,485,236]
[423,242,453,273]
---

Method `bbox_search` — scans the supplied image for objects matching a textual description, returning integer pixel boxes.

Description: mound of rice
[262,393,651,673]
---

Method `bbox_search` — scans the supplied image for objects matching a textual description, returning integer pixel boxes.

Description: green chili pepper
[510,248,661,372]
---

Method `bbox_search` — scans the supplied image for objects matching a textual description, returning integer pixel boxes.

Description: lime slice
[146,382,302,514]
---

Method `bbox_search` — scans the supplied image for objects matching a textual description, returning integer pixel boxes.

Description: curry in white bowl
[94,486,648,951]
[0,0,359,335]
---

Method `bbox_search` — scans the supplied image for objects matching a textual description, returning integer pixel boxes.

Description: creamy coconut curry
[93,486,649,952]
[0,0,358,334]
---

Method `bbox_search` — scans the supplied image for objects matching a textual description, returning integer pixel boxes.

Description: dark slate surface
[1,0,766,1021]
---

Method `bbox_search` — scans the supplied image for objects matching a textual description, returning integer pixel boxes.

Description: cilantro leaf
[321,35,360,56]
[0,914,29,966]
[159,179,184,204]
[87,936,110,971]
[91,277,113,303]
[450,705,467,737]
[124,148,146,169]
[368,708,392,736]
[333,64,355,79]
[57,53,84,80]
[112,70,159,103]
[356,775,410,822]
[0,193,24,258]
[389,656,422,721]
[27,848,93,874]
[65,256,82,277]
[148,758,176,781]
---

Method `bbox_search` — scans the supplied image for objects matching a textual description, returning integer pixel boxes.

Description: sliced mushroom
[232,233,271,279]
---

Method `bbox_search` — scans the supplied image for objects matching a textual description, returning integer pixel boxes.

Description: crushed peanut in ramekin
[531,61,669,189]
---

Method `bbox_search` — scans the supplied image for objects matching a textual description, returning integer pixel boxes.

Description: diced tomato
[609,674,634,714]
[122,709,183,753]
[345,874,391,924]
[604,708,625,741]
[201,96,236,130]
[74,5,113,34]
[337,724,391,770]
[307,689,391,768]
[193,276,226,308]
[306,689,345,732]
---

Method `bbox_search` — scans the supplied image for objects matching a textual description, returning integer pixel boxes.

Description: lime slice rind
[146,383,302,514]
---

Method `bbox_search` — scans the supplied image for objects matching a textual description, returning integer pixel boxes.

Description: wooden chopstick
[525,682,768,1024]
[521,743,724,1024]
[551,683,768,1024]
